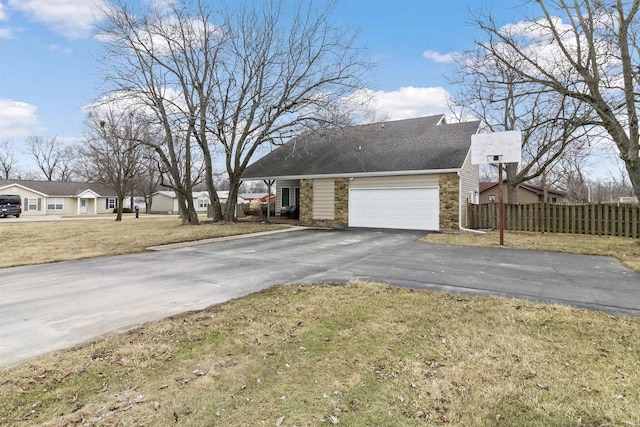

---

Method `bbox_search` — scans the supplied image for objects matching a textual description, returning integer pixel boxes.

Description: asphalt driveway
[1,228,638,369]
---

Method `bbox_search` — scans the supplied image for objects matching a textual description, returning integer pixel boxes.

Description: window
[199,198,209,208]
[488,194,496,202]
[281,187,290,207]
[47,198,63,210]
[28,198,38,211]
[107,198,117,209]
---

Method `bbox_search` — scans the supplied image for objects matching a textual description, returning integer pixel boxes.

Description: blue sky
[0,0,621,179]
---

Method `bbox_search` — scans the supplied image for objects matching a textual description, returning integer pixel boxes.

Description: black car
[0,194,21,218]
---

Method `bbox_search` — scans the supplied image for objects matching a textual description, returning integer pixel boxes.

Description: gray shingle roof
[242,115,481,179]
[0,179,117,197]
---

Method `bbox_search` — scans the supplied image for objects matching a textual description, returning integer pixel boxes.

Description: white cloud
[8,0,108,39]
[0,98,43,138]
[422,50,454,63]
[0,2,11,37]
[48,44,73,56]
[0,27,12,38]
[364,86,451,121]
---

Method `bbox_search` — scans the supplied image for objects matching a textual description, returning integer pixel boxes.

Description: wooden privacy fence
[467,202,640,238]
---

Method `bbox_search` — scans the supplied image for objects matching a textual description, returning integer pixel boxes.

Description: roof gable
[242,115,481,179]
[77,189,101,198]
[0,183,48,197]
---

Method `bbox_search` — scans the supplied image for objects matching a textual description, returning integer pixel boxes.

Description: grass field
[1,282,638,426]
[425,230,640,272]
[1,220,639,425]
[0,215,287,268]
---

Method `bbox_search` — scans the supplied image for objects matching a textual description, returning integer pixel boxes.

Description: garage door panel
[348,187,439,231]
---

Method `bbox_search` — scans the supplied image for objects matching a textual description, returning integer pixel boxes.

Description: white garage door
[348,187,440,231]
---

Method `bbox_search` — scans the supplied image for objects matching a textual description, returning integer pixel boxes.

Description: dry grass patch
[425,231,640,272]
[0,216,287,268]
[1,282,638,426]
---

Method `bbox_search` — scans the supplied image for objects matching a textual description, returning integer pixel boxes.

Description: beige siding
[516,189,540,204]
[458,151,479,227]
[151,194,177,214]
[11,188,45,216]
[349,174,439,189]
[87,199,98,215]
[313,179,335,220]
[276,179,299,214]
[95,198,118,214]
[46,197,78,215]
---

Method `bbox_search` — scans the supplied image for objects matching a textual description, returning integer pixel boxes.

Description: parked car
[0,194,22,218]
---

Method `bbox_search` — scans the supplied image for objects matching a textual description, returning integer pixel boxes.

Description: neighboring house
[239,192,276,216]
[239,192,276,204]
[241,115,481,231]
[0,179,118,216]
[479,181,569,204]
[149,190,243,215]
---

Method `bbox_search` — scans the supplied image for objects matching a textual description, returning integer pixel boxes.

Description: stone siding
[334,178,349,225]
[299,178,349,228]
[439,173,459,230]
[300,179,313,224]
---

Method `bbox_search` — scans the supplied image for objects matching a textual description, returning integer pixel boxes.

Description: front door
[80,199,88,214]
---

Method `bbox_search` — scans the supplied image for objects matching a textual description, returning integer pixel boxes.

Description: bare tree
[450,46,594,203]
[0,140,19,179]
[208,0,370,221]
[25,136,78,181]
[471,0,640,200]
[96,0,226,224]
[15,170,42,181]
[96,0,370,223]
[135,144,161,214]
[81,108,147,221]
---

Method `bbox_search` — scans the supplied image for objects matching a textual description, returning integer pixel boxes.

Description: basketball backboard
[471,130,522,165]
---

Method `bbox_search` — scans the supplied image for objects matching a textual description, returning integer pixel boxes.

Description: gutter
[242,168,461,182]
[457,170,485,235]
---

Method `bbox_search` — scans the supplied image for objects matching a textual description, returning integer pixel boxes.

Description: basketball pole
[498,162,504,246]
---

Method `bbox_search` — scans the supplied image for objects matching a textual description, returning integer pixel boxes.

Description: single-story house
[479,181,569,204]
[0,179,118,216]
[149,190,244,215]
[241,115,481,231]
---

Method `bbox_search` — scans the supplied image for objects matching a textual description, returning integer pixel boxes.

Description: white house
[149,190,244,216]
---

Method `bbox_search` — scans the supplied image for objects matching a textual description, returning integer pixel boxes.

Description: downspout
[457,170,485,234]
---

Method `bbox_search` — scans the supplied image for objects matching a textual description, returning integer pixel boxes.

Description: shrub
[113,208,133,213]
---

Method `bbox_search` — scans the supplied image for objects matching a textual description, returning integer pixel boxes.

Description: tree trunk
[186,195,199,224]
[624,158,640,202]
[505,163,519,204]
[224,175,241,222]
[175,191,199,225]
[145,192,153,214]
[203,155,223,221]
[115,195,125,221]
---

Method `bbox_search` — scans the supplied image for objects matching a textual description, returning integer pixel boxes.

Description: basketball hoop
[471,131,521,165]
[471,130,522,247]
